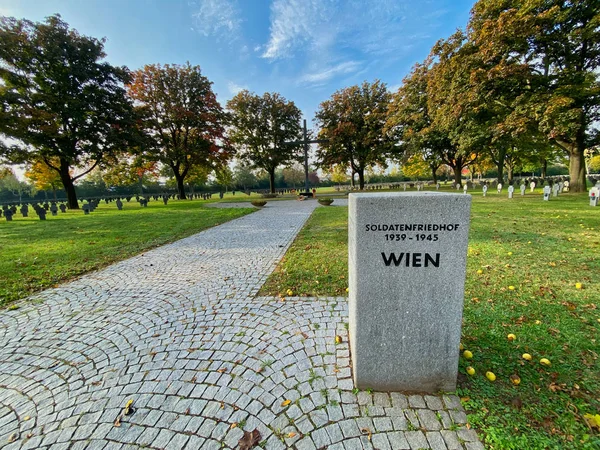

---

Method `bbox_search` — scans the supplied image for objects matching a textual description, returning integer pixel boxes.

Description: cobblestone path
[0,200,483,450]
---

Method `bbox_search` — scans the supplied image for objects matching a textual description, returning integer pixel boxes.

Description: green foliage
[127,63,231,200]
[0,201,252,306]
[315,80,395,189]
[226,91,302,193]
[0,15,135,208]
[468,0,600,192]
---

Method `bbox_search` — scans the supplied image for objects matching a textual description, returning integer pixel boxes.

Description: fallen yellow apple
[463,350,473,359]
[486,371,496,382]
[466,366,475,376]
[575,283,582,289]
[507,333,516,341]
[540,358,551,366]
[459,343,464,351]
[510,374,521,385]
[477,269,483,275]
[522,353,532,361]
[287,289,294,296]
[507,252,513,256]
[346,287,349,292]
[508,286,515,291]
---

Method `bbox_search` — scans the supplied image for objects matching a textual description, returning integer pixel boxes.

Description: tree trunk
[495,147,506,184]
[568,146,587,192]
[541,158,547,179]
[138,175,144,195]
[453,165,462,187]
[430,165,438,184]
[358,169,365,190]
[268,169,276,194]
[507,166,514,184]
[59,158,79,209]
[174,173,187,199]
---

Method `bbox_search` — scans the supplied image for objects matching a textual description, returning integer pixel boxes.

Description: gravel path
[0,200,482,450]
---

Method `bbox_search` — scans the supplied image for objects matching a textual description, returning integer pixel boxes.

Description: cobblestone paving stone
[0,200,483,449]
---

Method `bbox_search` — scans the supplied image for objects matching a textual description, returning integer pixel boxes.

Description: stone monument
[348,192,471,392]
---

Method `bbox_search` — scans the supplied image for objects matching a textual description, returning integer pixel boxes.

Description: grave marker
[508,185,514,199]
[348,192,471,392]
[543,184,551,201]
[590,184,599,207]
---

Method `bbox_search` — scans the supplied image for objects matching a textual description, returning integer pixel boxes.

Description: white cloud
[190,0,242,42]
[298,61,362,85]
[262,0,437,61]
[227,81,248,95]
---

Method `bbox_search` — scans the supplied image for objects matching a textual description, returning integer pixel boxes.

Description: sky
[0,0,475,125]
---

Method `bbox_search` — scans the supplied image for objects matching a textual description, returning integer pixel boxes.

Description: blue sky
[1,0,474,125]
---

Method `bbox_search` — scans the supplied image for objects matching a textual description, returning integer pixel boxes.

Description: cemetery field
[260,193,600,449]
[0,201,253,307]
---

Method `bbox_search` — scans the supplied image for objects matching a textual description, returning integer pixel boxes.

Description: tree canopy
[127,63,231,199]
[226,91,302,193]
[0,14,135,208]
[315,80,395,190]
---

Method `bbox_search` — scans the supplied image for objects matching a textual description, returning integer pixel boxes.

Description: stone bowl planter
[251,200,267,208]
[318,198,334,206]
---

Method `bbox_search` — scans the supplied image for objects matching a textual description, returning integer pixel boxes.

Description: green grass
[259,205,349,297]
[0,199,253,306]
[260,190,600,449]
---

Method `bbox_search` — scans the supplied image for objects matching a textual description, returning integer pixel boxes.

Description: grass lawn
[0,199,253,306]
[260,190,600,450]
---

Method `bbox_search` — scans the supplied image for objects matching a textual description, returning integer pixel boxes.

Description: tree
[25,158,63,199]
[227,91,302,193]
[0,15,135,208]
[127,63,231,199]
[214,166,233,191]
[282,163,304,188]
[0,167,34,202]
[387,59,476,186]
[232,165,257,191]
[315,80,395,190]
[329,164,349,185]
[468,0,600,192]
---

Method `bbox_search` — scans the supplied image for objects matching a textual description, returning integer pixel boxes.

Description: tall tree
[227,91,302,193]
[469,0,600,192]
[315,80,394,190]
[0,15,135,208]
[387,60,476,186]
[127,63,231,199]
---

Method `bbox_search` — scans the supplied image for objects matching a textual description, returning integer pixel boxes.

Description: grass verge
[0,200,253,306]
[259,191,600,449]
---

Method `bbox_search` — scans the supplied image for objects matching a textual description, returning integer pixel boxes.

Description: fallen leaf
[114,414,122,427]
[360,427,372,441]
[217,367,228,373]
[230,422,238,429]
[287,432,297,438]
[335,335,343,344]
[584,414,600,429]
[281,399,291,407]
[238,429,262,450]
